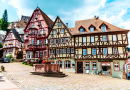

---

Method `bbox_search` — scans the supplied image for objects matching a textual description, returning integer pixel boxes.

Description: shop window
[85,62,90,70]
[57,60,62,68]
[65,61,71,68]
[114,62,120,71]
[92,61,97,70]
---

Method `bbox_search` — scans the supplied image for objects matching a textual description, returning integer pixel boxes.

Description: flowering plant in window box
[38,34,42,36]
[42,60,51,64]
[8,43,13,45]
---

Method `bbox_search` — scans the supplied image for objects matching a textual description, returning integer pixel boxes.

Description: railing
[33,64,60,72]
[27,44,47,50]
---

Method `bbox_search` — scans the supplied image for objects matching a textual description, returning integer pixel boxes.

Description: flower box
[42,60,51,64]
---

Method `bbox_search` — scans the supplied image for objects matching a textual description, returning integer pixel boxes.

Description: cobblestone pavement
[0,62,130,90]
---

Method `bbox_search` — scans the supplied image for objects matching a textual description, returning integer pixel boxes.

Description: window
[31,23,34,27]
[32,40,34,44]
[38,22,41,26]
[43,29,45,34]
[79,27,84,33]
[27,32,28,35]
[90,26,94,32]
[71,48,74,53]
[35,51,39,57]
[63,48,66,54]
[44,51,46,56]
[67,48,70,53]
[92,62,97,70]
[57,61,62,68]
[65,38,68,43]
[65,61,71,68]
[51,50,55,54]
[113,47,118,54]
[44,39,46,44]
[91,36,94,42]
[53,30,56,34]
[39,40,42,45]
[32,30,35,34]
[37,40,39,45]
[59,39,61,43]
[58,22,61,26]
[21,36,24,41]
[103,36,107,41]
[56,49,59,54]
[40,52,42,57]
[101,24,106,32]
[35,15,38,19]
[92,48,96,55]
[83,37,86,43]
[51,61,55,64]
[61,29,64,33]
[103,48,107,55]
[61,38,64,43]
[60,49,62,54]
[56,39,58,44]
[114,62,120,71]
[50,39,54,44]
[86,62,90,70]
[39,30,42,34]
[83,49,87,55]
[113,35,117,41]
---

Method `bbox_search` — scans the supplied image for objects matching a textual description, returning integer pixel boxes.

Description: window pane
[113,35,117,41]
[101,25,106,32]
[71,48,74,53]
[65,38,68,43]
[86,62,89,70]
[103,36,107,41]
[61,29,64,33]
[92,49,96,55]
[103,48,107,55]
[53,30,56,34]
[91,36,94,42]
[93,62,97,69]
[90,27,94,32]
[67,48,70,53]
[83,37,86,43]
[59,23,61,26]
[83,49,87,55]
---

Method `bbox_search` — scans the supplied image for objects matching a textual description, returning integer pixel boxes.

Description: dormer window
[101,24,106,32]
[90,26,94,32]
[79,27,84,33]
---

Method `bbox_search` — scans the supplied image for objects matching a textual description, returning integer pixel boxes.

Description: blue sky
[0,0,130,46]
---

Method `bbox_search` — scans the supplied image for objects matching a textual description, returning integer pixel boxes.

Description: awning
[101,63,110,66]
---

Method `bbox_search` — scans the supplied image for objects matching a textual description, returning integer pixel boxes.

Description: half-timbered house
[24,7,53,61]
[48,16,130,78]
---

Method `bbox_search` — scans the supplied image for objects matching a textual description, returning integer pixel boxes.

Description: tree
[1,9,8,31]
[0,19,3,30]
[0,43,3,48]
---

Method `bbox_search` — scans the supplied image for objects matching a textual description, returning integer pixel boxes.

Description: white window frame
[67,48,70,53]
[86,62,90,70]
[103,36,107,41]
[113,35,117,41]
[90,26,94,32]
[92,48,96,55]
[83,49,87,55]
[91,36,94,42]
[56,49,59,54]
[113,47,118,54]
[63,48,66,54]
[61,29,64,33]
[93,62,97,69]
[101,25,106,32]
[65,61,71,68]
[71,48,74,53]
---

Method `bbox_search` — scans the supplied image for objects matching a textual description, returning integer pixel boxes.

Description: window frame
[67,48,70,53]
[71,48,74,54]
[113,47,118,55]
[103,48,107,55]
[113,62,120,71]
[61,29,64,33]
[101,24,106,32]
[92,61,97,70]
[92,48,96,55]
[57,60,62,68]
[58,22,61,26]
[91,36,95,42]
[83,49,87,55]
[64,60,71,69]
[53,30,56,34]
[40,51,43,57]
[90,26,94,32]
[85,61,90,70]
[113,35,117,41]
[83,37,86,43]
[103,35,107,41]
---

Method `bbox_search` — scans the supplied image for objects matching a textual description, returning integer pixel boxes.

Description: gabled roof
[47,16,72,38]
[21,15,30,21]
[73,17,130,35]
[24,7,53,32]
[3,29,23,43]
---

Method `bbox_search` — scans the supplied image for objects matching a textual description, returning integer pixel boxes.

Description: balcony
[27,44,37,50]
[37,33,46,38]
[26,44,47,50]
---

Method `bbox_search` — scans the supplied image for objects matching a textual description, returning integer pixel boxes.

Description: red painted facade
[24,7,53,60]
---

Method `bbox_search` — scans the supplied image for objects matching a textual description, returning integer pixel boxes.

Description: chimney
[66,23,68,28]
[94,16,96,20]
[96,16,99,19]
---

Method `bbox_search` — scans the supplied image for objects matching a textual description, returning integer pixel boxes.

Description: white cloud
[8,0,33,19]
[1,0,5,3]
